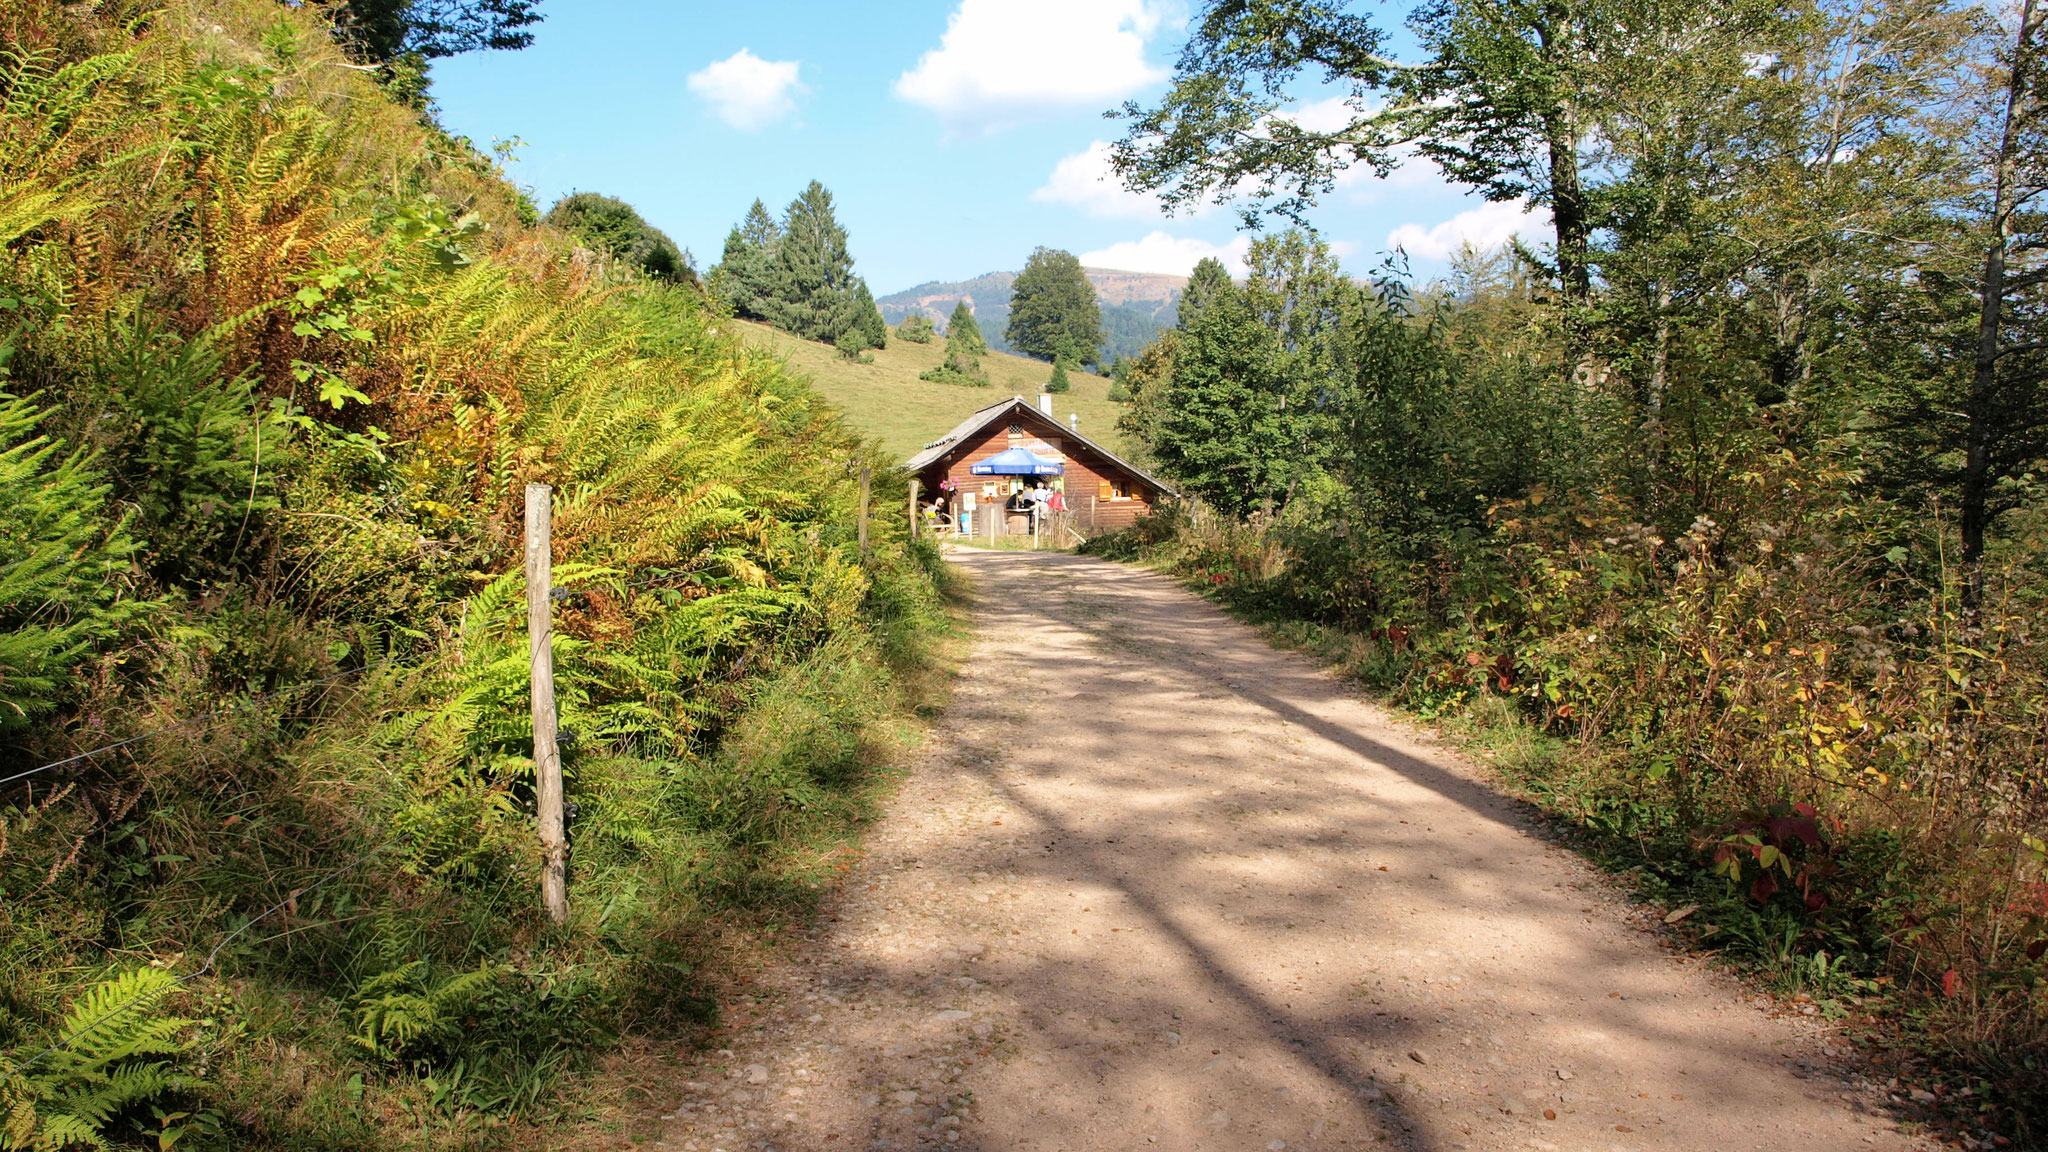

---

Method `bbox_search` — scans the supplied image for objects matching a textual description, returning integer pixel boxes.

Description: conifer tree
[848,278,889,351]
[921,300,990,386]
[713,199,782,319]
[1007,247,1103,365]
[765,181,858,342]
[944,299,986,356]
[896,314,935,343]
[1047,358,1072,393]
[1178,257,1233,331]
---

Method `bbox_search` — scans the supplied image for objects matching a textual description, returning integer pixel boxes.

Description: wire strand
[0,657,412,792]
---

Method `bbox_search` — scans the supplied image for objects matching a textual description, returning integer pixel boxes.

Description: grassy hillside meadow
[728,319,1135,460]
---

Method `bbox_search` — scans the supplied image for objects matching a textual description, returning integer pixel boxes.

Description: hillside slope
[730,319,1133,461]
[877,268,1184,365]
[0,4,947,1148]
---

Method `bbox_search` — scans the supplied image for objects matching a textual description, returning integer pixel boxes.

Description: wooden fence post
[908,478,920,541]
[857,462,872,559]
[525,483,568,927]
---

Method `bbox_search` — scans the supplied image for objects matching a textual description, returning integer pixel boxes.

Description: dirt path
[653,550,1925,1152]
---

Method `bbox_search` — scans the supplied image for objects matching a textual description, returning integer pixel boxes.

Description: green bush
[895,314,934,343]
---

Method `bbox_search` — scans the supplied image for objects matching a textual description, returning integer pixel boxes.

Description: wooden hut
[905,395,1174,535]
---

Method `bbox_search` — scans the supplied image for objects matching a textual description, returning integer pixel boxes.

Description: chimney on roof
[1037,393,1053,416]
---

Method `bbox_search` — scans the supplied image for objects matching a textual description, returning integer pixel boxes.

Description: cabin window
[1006,423,1023,438]
[1111,479,1132,501]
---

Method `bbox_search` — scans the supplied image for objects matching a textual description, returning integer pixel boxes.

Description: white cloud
[1283,96,1360,134]
[1387,200,1549,262]
[1080,231,1251,277]
[1032,141,1194,218]
[895,0,1171,129]
[687,49,804,131]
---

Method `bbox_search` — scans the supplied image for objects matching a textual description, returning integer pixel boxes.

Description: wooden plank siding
[912,403,1159,533]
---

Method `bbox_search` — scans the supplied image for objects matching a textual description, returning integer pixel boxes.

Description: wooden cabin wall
[916,412,1156,533]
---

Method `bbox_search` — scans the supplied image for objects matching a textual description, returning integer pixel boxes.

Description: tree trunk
[1546,111,1593,307]
[1965,0,2039,608]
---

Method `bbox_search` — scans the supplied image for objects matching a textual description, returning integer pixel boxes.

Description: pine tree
[712,199,782,318]
[1178,257,1234,331]
[1047,358,1071,394]
[765,181,858,342]
[848,278,889,352]
[944,299,986,356]
[921,300,990,386]
[1007,247,1103,365]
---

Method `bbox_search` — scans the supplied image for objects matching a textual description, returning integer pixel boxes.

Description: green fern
[0,388,148,728]
[349,962,505,1065]
[0,967,199,1152]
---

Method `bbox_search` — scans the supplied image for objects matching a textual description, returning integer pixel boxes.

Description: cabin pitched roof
[903,396,1175,497]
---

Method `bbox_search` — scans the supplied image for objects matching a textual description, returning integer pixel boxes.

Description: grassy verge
[550,549,975,1150]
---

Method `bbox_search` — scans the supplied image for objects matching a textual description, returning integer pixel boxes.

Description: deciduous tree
[321,0,543,63]
[1007,247,1103,365]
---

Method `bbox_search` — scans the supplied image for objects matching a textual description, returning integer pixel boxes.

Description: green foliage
[1144,231,1356,514]
[1046,358,1071,393]
[1005,247,1102,365]
[895,314,934,343]
[1,967,202,1152]
[710,199,782,319]
[0,4,950,1147]
[1178,257,1232,331]
[349,962,505,1064]
[920,300,989,385]
[544,192,691,282]
[1110,2,2047,1129]
[716,183,884,353]
[1113,330,1177,447]
[76,319,285,588]
[917,358,988,387]
[762,181,858,342]
[324,0,544,63]
[846,278,888,353]
[942,299,985,357]
[0,390,145,729]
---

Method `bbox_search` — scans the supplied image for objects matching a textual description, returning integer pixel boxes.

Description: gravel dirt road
[654,549,1927,1152]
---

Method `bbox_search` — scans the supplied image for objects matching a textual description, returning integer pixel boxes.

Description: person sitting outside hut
[1003,485,1034,535]
[1028,480,1052,526]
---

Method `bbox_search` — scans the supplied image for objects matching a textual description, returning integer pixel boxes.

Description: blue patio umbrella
[969,446,1064,475]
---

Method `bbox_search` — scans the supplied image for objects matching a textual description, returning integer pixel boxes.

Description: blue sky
[429,0,1545,294]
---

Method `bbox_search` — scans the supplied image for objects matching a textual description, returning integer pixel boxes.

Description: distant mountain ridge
[878,267,1185,365]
